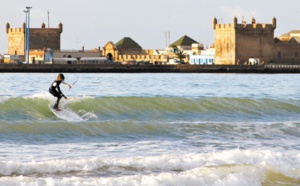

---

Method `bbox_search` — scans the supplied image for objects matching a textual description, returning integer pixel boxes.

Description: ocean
[0,73,299,186]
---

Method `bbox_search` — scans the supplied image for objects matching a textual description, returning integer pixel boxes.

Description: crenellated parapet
[212,18,217,29]
[5,23,23,34]
[272,17,276,29]
[58,22,63,33]
[213,24,235,29]
[213,17,277,31]
[6,24,24,34]
[233,17,238,29]
[6,23,10,34]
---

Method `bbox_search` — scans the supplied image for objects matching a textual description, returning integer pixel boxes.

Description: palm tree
[175,50,187,63]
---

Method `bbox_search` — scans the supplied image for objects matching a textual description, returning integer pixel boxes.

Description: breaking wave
[0,94,299,143]
[1,94,300,122]
[0,149,299,186]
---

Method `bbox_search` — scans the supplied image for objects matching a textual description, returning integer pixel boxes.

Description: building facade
[102,36,201,64]
[213,17,276,65]
[6,22,63,56]
[213,17,300,65]
[273,30,300,64]
[102,37,168,64]
[190,48,215,65]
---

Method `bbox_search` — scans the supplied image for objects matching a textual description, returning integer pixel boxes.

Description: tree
[175,50,187,63]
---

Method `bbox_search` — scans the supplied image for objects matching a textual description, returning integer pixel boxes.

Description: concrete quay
[1,64,300,73]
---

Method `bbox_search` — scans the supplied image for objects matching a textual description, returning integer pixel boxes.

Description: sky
[0,0,299,53]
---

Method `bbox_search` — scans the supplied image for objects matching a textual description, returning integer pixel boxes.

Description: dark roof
[280,37,298,43]
[275,36,299,43]
[115,37,142,49]
[169,35,199,47]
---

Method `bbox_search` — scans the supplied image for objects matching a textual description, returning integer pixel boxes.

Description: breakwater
[1,64,300,73]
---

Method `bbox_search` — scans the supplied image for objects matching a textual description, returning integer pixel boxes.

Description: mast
[47,10,50,28]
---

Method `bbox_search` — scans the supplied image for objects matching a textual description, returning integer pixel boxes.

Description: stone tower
[213,17,276,65]
[6,23,25,55]
[6,23,63,55]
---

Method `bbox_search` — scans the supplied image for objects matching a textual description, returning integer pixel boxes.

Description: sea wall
[1,64,300,73]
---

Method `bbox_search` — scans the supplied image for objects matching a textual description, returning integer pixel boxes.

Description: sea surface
[0,73,299,186]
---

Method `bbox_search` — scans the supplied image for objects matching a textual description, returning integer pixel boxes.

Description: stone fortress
[213,17,276,65]
[4,16,300,65]
[213,17,300,65]
[6,22,63,56]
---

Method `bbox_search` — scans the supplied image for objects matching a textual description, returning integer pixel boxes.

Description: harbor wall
[1,64,300,73]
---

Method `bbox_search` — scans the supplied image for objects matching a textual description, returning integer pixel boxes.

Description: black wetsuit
[49,80,65,108]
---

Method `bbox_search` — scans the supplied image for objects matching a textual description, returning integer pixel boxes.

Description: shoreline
[1,64,300,73]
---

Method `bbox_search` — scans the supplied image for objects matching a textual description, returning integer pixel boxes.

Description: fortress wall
[274,43,300,64]
[30,28,61,50]
[235,25,275,63]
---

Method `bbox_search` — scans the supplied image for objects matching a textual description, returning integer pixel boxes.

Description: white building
[189,48,215,65]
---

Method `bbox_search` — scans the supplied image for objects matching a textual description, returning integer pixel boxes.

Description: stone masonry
[6,22,63,55]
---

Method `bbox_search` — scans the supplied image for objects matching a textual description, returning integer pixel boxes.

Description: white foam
[25,91,52,100]
[50,106,84,122]
[0,166,289,186]
[0,149,299,186]
[79,110,98,120]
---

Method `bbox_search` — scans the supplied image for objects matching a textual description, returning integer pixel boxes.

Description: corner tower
[6,23,25,55]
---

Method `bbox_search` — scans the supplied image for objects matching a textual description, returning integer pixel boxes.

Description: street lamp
[24,6,32,64]
[24,10,28,63]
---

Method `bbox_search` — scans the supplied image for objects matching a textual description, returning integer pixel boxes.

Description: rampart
[214,23,275,30]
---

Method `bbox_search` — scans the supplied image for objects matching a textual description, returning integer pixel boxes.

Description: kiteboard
[49,105,83,122]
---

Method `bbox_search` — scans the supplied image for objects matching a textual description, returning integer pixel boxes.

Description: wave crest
[1,96,300,122]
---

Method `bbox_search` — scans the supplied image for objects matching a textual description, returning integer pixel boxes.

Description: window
[295,52,298,58]
[277,51,281,58]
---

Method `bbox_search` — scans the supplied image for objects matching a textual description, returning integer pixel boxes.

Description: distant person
[49,73,71,110]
